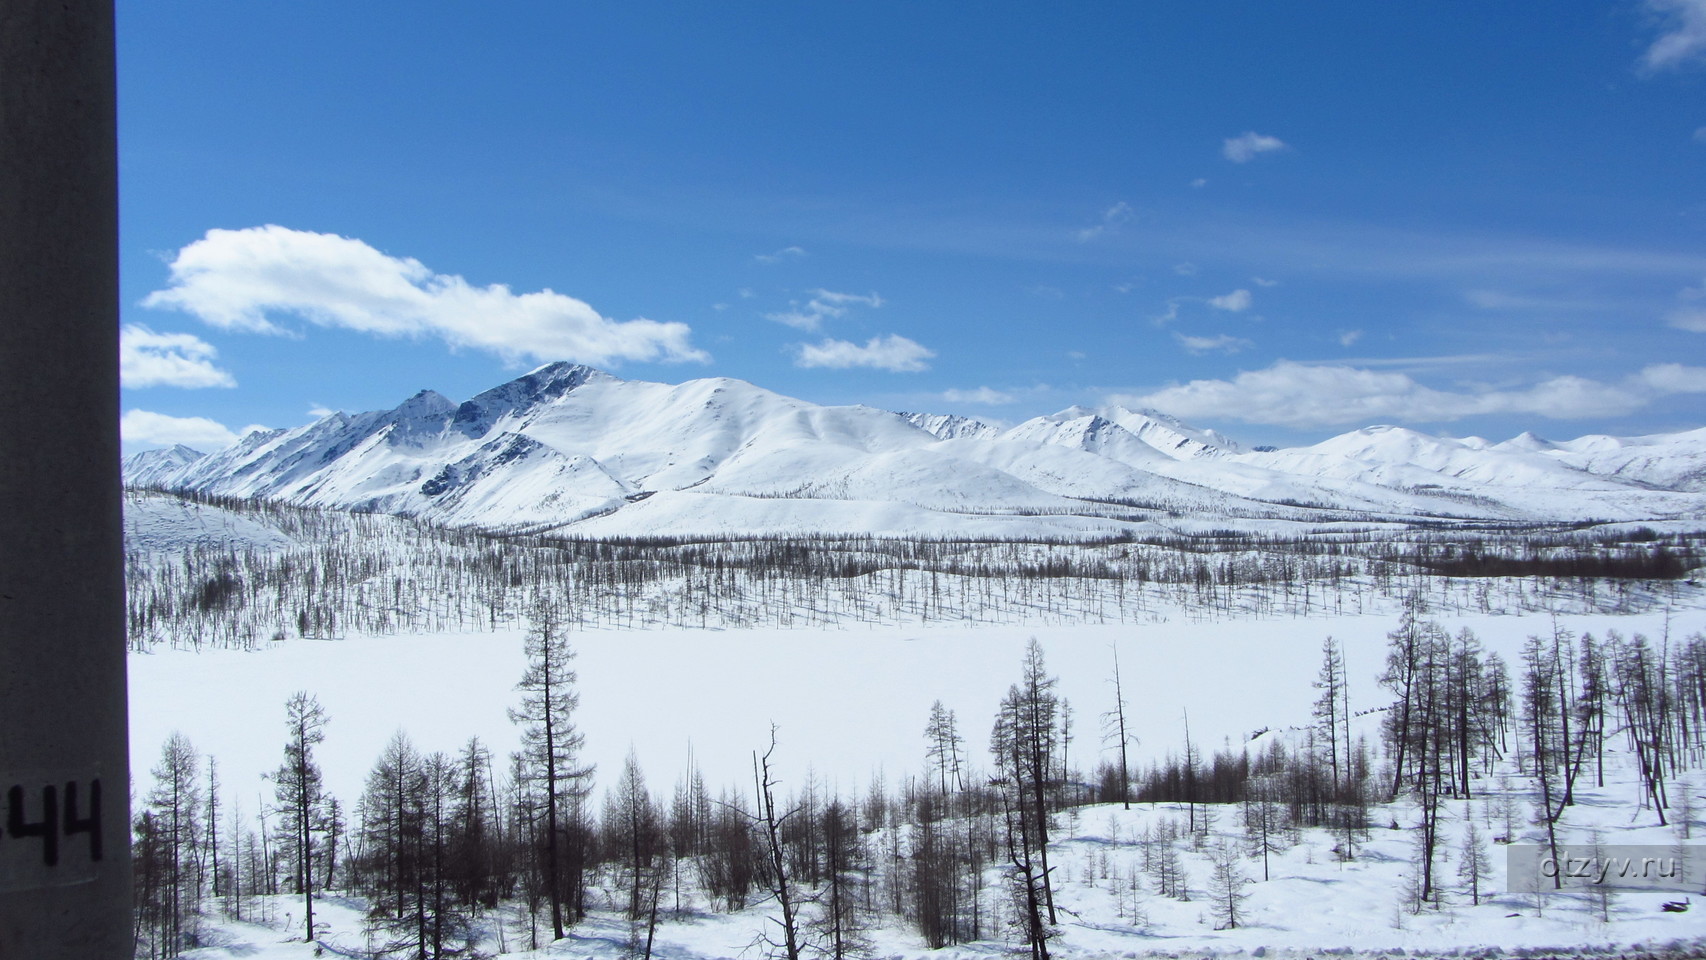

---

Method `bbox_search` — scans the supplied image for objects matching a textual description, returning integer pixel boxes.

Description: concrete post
[0,1,133,955]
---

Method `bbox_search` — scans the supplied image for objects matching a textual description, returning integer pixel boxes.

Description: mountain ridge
[124,363,1706,536]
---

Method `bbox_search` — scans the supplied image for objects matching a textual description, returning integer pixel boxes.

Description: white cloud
[1222,131,1287,163]
[795,335,934,372]
[811,289,885,311]
[1670,308,1706,332]
[1114,360,1650,428]
[121,409,243,451]
[1671,280,1706,330]
[941,386,1015,405]
[143,225,707,366]
[1251,276,1279,287]
[1075,201,1133,242]
[1208,288,1253,312]
[1173,332,1253,355]
[120,325,234,389]
[766,288,884,331]
[1173,262,1199,277]
[1337,329,1364,347]
[1694,126,1706,143]
[307,403,337,418]
[1642,0,1706,70]
[1514,376,1648,417]
[754,245,807,265]
[1154,288,1254,325]
[1190,178,1208,188]
[768,311,821,331]
[1636,362,1706,393]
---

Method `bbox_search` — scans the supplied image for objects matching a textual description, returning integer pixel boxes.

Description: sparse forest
[130,592,1706,959]
[123,489,1702,653]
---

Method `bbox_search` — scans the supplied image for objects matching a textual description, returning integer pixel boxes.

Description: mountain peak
[121,444,207,488]
[526,361,617,385]
[1103,404,1185,425]
[452,363,616,437]
[900,411,999,440]
[1094,405,1241,458]
[1497,430,1555,453]
[125,442,206,464]
[398,389,455,414]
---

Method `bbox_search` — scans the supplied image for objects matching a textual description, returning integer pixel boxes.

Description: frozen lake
[127,607,1706,808]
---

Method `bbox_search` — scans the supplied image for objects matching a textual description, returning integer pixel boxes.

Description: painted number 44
[2,779,104,867]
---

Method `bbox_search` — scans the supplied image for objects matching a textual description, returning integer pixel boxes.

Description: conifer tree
[1312,636,1347,796]
[811,798,872,960]
[1457,814,1490,906]
[1206,840,1250,930]
[140,732,203,956]
[604,748,664,922]
[274,691,328,944]
[509,597,594,939]
[991,639,1064,958]
[923,701,965,796]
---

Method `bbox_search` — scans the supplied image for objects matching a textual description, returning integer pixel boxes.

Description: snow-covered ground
[124,489,300,556]
[127,611,1703,811]
[133,609,1706,959]
[173,762,1706,960]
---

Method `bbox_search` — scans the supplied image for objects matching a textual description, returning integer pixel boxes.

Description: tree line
[124,489,1700,654]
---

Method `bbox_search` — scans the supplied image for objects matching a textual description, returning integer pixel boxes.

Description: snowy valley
[116,364,1706,960]
[130,609,1706,960]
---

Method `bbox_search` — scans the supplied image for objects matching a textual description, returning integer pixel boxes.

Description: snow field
[176,765,1706,959]
[132,610,1706,958]
[131,610,1706,810]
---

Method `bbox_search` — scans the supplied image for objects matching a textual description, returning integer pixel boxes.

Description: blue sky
[118,2,1706,453]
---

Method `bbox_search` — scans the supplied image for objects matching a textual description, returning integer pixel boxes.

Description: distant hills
[124,362,1706,537]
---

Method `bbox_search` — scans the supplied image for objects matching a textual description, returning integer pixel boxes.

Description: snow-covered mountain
[898,411,1000,441]
[123,443,207,488]
[124,363,1706,536]
[1500,427,1706,492]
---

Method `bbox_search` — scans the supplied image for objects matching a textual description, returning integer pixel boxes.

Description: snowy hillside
[123,489,297,556]
[1505,427,1706,492]
[124,363,1706,536]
